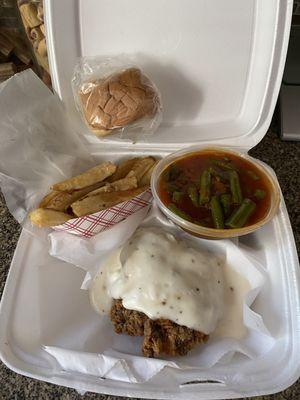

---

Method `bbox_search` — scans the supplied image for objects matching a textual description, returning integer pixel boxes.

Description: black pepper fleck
[151,254,154,258]
[230,286,234,291]
[191,259,195,263]
[177,296,181,300]
[179,311,183,314]
[218,280,220,284]
[196,288,200,292]
[162,301,166,305]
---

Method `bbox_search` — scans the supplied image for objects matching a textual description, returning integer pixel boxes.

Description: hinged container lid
[45,0,292,150]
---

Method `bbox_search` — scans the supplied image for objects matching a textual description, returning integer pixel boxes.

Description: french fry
[84,184,114,196]
[130,157,156,183]
[139,160,159,186]
[51,162,116,191]
[30,156,156,227]
[111,174,138,191]
[29,208,72,227]
[83,175,138,198]
[39,190,63,209]
[39,181,106,211]
[107,158,140,182]
[71,186,147,217]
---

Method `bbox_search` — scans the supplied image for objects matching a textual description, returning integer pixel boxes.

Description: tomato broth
[158,151,271,229]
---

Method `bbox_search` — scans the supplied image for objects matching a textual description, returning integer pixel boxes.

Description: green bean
[225,198,256,228]
[229,171,243,204]
[208,166,229,182]
[210,196,225,229]
[168,204,192,221]
[187,186,199,207]
[211,159,236,171]
[246,170,260,181]
[254,189,266,199]
[220,193,232,216]
[172,191,184,203]
[199,169,211,205]
[166,183,178,194]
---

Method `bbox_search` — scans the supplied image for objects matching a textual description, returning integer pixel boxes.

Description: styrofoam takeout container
[0,0,299,399]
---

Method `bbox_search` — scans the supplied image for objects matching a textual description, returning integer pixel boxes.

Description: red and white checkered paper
[52,188,153,238]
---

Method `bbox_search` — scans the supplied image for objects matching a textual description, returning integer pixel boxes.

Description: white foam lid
[45,0,292,150]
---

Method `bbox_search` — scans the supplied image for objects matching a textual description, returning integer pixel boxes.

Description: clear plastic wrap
[72,56,162,139]
[0,70,92,229]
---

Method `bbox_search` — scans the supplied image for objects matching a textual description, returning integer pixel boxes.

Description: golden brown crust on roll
[79,68,159,135]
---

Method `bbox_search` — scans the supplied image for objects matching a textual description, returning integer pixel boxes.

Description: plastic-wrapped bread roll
[37,38,47,58]
[29,27,44,48]
[19,3,40,28]
[0,32,14,57]
[37,3,44,22]
[77,66,161,137]
[0,62,17,81]
[35,53,50,74]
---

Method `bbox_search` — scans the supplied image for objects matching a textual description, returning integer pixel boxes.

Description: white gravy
[213,263,250,339]
[90,227,225,334]
[90,228,251,338]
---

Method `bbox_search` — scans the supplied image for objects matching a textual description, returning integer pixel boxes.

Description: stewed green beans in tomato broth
[158,151,271,229]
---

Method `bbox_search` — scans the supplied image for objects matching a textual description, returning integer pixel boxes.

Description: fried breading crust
[110,299,209,357]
